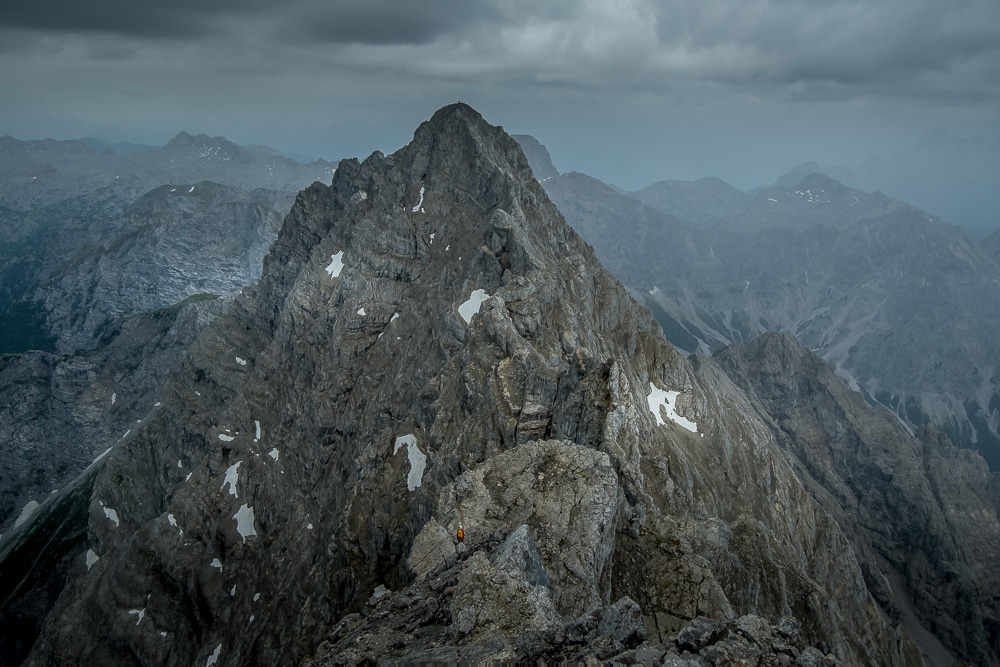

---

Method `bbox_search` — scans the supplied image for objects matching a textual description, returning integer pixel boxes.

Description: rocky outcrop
[14,104,918,666]
[717,332,1000,666]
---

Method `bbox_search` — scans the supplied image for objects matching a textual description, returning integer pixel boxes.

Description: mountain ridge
[8,102,926,666]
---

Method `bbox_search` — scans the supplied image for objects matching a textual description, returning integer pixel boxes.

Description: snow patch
[234,504,257,541]
[218,433,235,442]
[268,448,279,461]
[87,448,112,468]
[357,307,366,316]
[188,186,195,194]
[206,643,222,667]
[14,501,39,528]
[429,232,435,243]
[129,608,146,625]
[647,382,698,433]
[111,392,116,405]
[103,506,121,527]
[411,184,425,212]
[222,462,241,498]
[254,420,261,442]
[393,434,427,491]
[235,356,247,366]
[307,522,313,530]
[168,514,178,527]
[210,558,223,570]
[390,312,399,323]
[85,549,100,570]
[325,251,344,278]
[253,593,260,602]
[458,289,490,324]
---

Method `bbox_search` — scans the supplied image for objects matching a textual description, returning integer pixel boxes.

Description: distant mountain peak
[789,171,848,192]
[165,131,238,150]
[162,131,249,162]
[512,134,559,181]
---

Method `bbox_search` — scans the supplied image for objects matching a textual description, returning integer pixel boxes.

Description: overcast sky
[2,0,998,190]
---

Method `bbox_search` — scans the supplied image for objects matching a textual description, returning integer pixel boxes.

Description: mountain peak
[790,171,848,193]
[164,131,238,150]
[321,102,547,233]
[426,101,483,127]
[162,131,249,162]
[405,102,530,179]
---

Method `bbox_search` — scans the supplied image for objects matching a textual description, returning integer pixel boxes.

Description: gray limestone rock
[597,596,645,646]
[489,524,551,589]
[717,332,1000,667]
[677,617,728,652]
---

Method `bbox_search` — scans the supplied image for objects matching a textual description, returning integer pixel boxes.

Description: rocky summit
[3,104,996,666]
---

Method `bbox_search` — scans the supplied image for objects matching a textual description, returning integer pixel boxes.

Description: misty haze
[1,2,999,666]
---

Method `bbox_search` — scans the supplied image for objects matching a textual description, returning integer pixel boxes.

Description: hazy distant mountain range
[770,129,1000,238]
[521,139,1000,471]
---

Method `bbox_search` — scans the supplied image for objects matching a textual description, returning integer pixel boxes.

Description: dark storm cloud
[0,0,271,38]
[3,0,996,100]
[641,0,1000,98]
[289,0,504,46]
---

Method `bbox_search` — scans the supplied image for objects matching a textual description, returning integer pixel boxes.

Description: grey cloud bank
[1,0,998,191]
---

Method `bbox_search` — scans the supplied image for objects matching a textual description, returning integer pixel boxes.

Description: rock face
[0,297,228,533]
[34,182,288,352]
[716,333,1000,667]
[13,104,927,665]
[541,167,1000,470]
[0,134,326,534]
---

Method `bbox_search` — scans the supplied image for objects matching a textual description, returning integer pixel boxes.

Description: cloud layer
[1,0,998,188]
[4,0,998,101]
